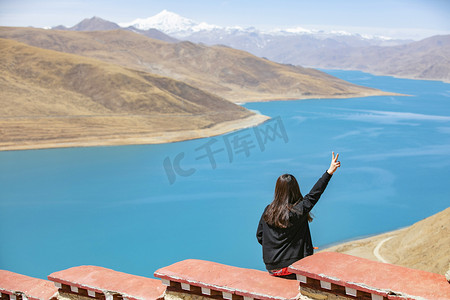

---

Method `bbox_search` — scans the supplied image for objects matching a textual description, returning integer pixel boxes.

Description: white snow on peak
[119,10,396,41]
[275,27,314,34]
[361,34,393,40]
[119,9,219,34]
[195,21,220,31]
[329,30,353,36]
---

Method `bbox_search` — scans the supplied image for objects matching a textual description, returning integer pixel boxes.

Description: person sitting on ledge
[256,152,341,279]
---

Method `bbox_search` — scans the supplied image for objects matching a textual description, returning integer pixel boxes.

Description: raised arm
[295,152,341,214]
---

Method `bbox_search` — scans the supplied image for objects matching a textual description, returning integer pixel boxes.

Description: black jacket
[256,171,332,270]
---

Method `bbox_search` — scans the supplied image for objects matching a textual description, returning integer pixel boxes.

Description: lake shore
[321,207,450,275]
[233,89,404,103]
[0,113,270,151]
[320,228,407,263]
[0,90,404,152]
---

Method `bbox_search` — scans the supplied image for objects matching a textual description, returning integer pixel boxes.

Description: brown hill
[380,207,450,275]
[323,207,450,275]
[61,16,121,31]
[287,35,450,83]
[52,17,178,43]
[0,27,393,102]
[0,38,266,150]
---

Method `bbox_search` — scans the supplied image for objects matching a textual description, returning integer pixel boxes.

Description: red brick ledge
[288,252,450,300]
[0,270,58,300]
[154,259,299,300]
[47,266,165,300]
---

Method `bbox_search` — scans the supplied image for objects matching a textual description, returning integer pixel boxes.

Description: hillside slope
[94,11,446,83]
[53,16,178,43]
[380,207,450,274]
[0,27,393,102]
[323,207,450,275]
[271,35,450,83]
[0,38,265,150]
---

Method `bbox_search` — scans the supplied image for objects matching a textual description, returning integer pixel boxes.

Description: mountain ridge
[268,34,450,83]
[0,26,392,103]
[119,10,402,43]
[69,10,448,83]
[119,9,220,35]
[0,38,267,150]
[55,16,121,31]
[52,16,178,43]
[323,207,450,275]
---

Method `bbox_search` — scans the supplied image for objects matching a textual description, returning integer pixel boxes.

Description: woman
[256,152,341,279]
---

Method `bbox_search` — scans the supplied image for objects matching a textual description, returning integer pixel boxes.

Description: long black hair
[263,174,312,228]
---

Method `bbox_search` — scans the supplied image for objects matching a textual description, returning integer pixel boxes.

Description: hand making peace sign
[327,151,341,175]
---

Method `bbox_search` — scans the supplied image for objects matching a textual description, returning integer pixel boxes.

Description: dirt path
[373,236,395,263]
[321,229,404,263]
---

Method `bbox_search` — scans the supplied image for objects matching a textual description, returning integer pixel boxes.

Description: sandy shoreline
[0,113,270,151]
[0,89,405,152]
[231,89,405,103]
[320,228,407,263]
[321,206,450,275]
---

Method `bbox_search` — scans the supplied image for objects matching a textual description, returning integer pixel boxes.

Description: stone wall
[1,252,449,300]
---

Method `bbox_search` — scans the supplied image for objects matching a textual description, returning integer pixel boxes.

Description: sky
[0,0,449,40]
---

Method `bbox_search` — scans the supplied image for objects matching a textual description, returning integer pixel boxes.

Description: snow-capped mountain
[117,10,412,68]
[47,11,448,82]
[119,10,400,42]
[119,9,220,36]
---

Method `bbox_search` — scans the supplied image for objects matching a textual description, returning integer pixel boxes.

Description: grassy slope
[0,27,392,102]
[381,207,450,275]
[298,35,450,83]
[324,207,450,275]
[0,38,256,149]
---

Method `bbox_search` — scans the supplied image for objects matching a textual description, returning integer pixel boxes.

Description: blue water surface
[1,71,449,279]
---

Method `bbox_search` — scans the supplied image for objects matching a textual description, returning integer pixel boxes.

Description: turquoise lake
[1,70,449,279]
